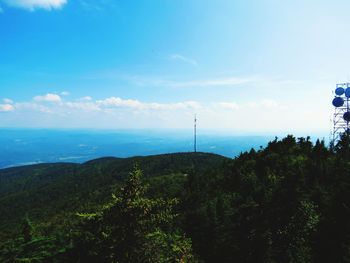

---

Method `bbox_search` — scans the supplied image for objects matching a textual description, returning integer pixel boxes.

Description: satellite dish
[345,88,350,98]
[333,97,344,107]
[335,87,345,95]
[344,112,350,122]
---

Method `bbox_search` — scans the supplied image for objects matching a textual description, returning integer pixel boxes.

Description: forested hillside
[2,135,350,262]
[0,152,226,242]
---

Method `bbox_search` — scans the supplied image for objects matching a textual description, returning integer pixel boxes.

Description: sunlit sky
[0,0,348,133]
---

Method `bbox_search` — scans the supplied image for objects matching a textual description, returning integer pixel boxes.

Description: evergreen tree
[22,216,33,243]
[70,166,195,263]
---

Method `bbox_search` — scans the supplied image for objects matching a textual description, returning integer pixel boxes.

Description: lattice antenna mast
[332,83,350,145]
[194,114,197,153]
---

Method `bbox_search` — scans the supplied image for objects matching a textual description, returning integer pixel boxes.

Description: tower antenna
[194,114,197,153]
[332,83,350,145]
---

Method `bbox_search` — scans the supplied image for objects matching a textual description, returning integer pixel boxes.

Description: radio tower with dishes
[332,83,350,143]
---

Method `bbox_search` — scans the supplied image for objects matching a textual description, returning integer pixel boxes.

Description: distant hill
[0,152,228,241]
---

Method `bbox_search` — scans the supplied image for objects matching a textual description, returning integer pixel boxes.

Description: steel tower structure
[332,83,350,143]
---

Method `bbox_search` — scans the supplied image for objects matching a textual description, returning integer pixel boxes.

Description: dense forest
[1,134,350,262]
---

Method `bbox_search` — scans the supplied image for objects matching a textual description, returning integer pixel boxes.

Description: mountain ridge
[0,152,228,241]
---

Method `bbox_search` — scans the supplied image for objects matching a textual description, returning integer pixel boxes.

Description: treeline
[180,134,350,262]
[2,135,350,262]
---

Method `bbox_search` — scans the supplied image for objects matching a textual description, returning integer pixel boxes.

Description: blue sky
[0,0,348,133]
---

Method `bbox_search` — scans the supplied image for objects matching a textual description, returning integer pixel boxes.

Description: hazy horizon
[0,128,330,169]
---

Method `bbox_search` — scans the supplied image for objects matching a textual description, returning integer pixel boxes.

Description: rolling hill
[0,152,228,241]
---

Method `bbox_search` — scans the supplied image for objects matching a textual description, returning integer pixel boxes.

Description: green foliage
[4,136,350,262]
[143,230,194,263]
[180,135,344,262]
[22,217,34,243]
[0,234,69,262]
[68,166,195,262]
[0,153,225,241]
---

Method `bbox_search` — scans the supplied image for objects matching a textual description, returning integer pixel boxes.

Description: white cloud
[0,104,14,112]
[216,102,239,110]
[33,93,62,103]
[15,102,52,113]
[261,99,279,108]
[61,91,70,96]
[168,54,198,66]
[1,0,67,10]
[79,96,92,101]
[97,97,143,109]
[3,98,13,104]
[65,101,100,111]
[96,97,201,111]
[4,94,323,133]
[4,95,282,116]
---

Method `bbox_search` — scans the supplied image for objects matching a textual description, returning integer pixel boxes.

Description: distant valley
[0,128,276,168]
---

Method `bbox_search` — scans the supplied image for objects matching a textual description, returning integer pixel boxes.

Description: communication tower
[194,115,197,153]
[332,83,350,143]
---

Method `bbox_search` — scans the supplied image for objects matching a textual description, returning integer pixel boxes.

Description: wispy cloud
[128,75,258,88]
[170,77,255,88]
[1,0,67,11]
[96,97,201,111]
[216,102,240,110]
[33,93,62,103]
[65,101,100,111]
[0,104,14,112]
[214,99,283,111]
[79,0,116,12]
[168,54,198,66]
[81,71,300,91]
[78,96,92,101]
[15,102,52,113]
[3,98,13,104]
[79,0,102,11]
[6,94,284,115]
[3,94,329,132]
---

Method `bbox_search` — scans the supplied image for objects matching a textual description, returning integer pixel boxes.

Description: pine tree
[22,216,33,243]
[71,166,196,262]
